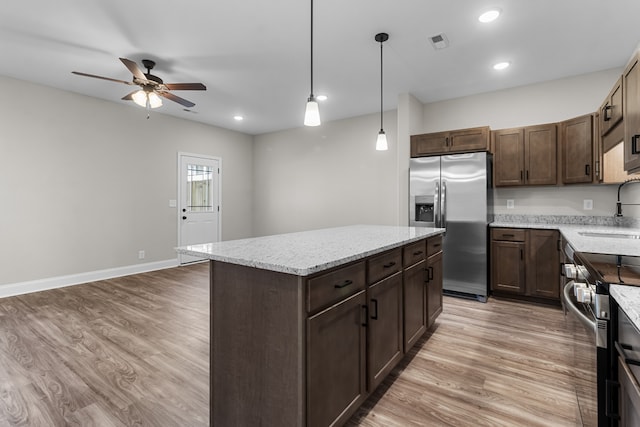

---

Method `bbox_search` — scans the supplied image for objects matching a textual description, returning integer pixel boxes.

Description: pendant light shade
[304,96,321,126]
[304,0,320,126]
[132,89,162,109]
[375,33,389,151]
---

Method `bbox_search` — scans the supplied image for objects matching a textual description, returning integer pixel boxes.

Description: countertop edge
[176,226,445,277]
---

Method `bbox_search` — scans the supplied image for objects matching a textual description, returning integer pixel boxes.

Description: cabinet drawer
[427,235,443,256]
[491,228,525,242]
[307,261,366,313]
[368,249,402,285]
[403,240,426,268]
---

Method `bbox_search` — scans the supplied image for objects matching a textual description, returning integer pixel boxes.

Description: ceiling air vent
[429,33,449,50]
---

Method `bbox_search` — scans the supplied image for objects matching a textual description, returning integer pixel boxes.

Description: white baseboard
[0,259,180,299]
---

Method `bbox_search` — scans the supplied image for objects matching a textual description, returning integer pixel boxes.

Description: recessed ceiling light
[233,115,244,121]
[493,61,510,70]
[316,95,328,101]
[479,9,501,23]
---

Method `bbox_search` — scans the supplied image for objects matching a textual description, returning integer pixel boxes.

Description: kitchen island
[176,224,445,427]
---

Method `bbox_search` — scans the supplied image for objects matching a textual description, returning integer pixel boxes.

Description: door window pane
[187,164,213,212]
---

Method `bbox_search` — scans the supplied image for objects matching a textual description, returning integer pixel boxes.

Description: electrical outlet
[583,199,593,210]
[138,250,145,260]
[506,199,515,209]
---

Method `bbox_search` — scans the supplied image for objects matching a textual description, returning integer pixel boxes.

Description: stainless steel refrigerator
[409,152,492,301]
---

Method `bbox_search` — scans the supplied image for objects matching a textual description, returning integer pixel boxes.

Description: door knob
[182,216,187,220]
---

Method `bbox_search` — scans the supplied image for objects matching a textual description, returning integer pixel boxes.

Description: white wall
[0,76,253,287]
[252,111,398,236]
[413,67,640,219]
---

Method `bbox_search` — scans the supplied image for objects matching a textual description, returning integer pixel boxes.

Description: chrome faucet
[615,177,640,217]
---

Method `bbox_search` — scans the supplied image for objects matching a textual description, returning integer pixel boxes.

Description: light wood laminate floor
[0,263,594,426]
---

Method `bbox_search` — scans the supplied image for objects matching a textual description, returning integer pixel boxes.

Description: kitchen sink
[578,231,640,239]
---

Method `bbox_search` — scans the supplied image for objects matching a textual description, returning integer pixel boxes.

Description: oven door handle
[562,281,596,332]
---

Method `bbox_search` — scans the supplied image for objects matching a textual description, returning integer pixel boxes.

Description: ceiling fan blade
[120,57,147,81]
[72,71,134,85]
[159,91,196,108]
[164,83,207,91]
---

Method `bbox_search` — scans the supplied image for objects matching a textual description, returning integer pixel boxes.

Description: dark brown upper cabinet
[492,123,557,187]
[411,126,490,157]
[624,52,640,172]
[561,114,594,184]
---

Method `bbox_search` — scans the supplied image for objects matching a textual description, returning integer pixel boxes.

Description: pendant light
[304,0,321,126]
[375,33,389,151]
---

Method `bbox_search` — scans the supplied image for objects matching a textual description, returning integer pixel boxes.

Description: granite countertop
[491,216,640,257]
[610,285,640,331]
[175,224,444,276]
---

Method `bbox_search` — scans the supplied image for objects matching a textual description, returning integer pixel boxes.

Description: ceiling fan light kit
[72,57,206,115]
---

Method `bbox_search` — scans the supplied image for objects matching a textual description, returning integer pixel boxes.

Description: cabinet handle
[585,164,591,176]
[633,135,640,155]
[525,170,529,181]
[383,261,396,269]
[370,299,379,320]
[433,243,441,248]
[334,279,353,289]
[502,234,515,238]
[520,170,524,181]
[361,305,368,327]
[424,268,430,283]
[603,105,612,121]
[520,249,524,260]
[413,250,424,256]
[446,137,449,147]
[428,266,434,281]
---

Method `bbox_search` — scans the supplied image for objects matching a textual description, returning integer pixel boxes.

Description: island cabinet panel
[307,290,367,427]
[211,262,306,427]
[426,250,443,327]
[367,272,403,391]
[307,261,366,313]
[403,259,427,351]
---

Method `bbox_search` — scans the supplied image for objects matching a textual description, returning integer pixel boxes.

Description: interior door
[179,153,220,264]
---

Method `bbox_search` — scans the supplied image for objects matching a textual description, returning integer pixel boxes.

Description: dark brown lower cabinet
[491,240,526,294]
[368,272,403,391]
[426,251,443,327]
[490,228,560,301]
[307,290,367,427]
[403,259,427,351]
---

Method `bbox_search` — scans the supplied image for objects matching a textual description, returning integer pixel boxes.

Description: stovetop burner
[575,252,640,287]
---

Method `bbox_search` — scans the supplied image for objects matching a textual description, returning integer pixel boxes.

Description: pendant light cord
[310,0,314,97]
[380,40,383,131]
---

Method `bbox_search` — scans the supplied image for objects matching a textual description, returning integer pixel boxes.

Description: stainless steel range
[562,243,640,426]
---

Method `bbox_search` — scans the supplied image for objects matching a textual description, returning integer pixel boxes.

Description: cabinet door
[426,251,443,328]
[491,240,525,294]
[525,124,557,185]
[307,291,367,427]
[526,229,560,299]
[618,356,640,427]
[601,76,624,136]
[410,132,448,157]
[561,114,594,184]
[449,127,489,152]
[403,259,427,351]
[624,54,640,172]
[368,272,403,391]
[493,128,525,186]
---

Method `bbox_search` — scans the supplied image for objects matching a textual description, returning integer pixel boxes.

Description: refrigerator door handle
[441,180,447,230]
[434,181,441,227]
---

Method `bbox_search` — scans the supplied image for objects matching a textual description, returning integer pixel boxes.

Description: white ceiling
[1,0,639,135]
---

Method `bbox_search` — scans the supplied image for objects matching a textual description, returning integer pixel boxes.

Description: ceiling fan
[72,58,206,109]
